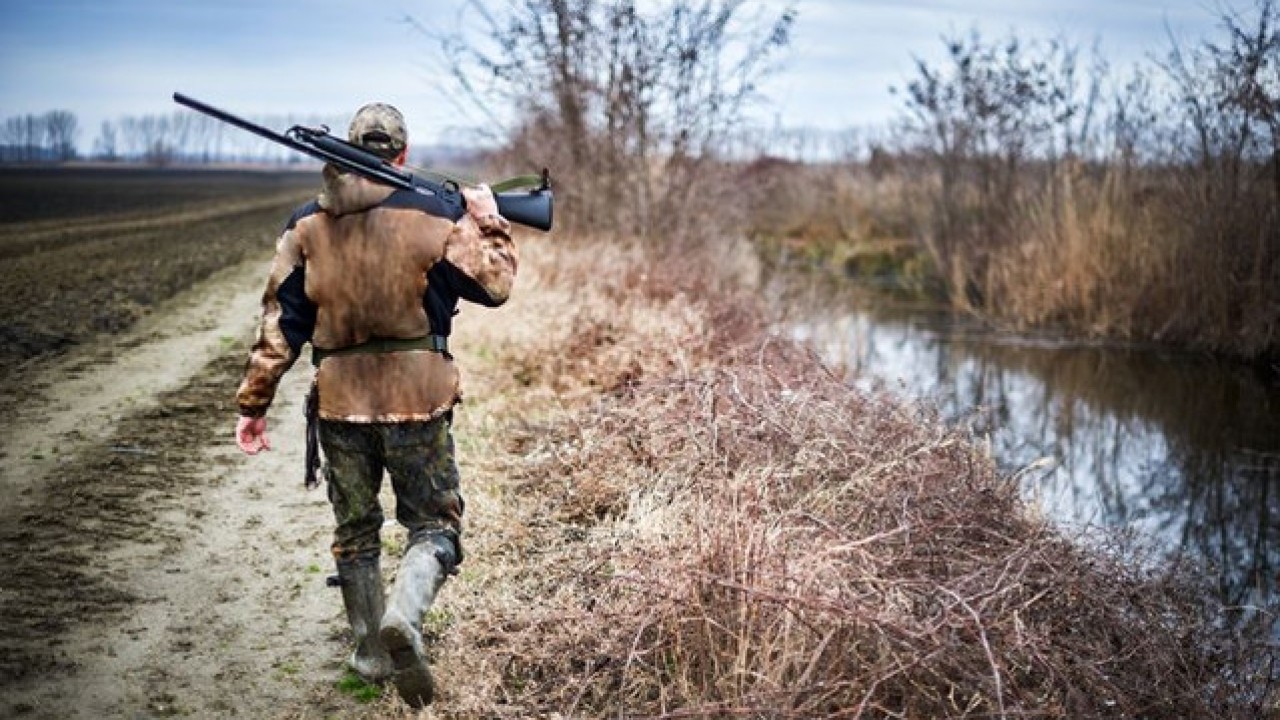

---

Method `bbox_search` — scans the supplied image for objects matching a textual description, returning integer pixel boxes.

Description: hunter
[232,102,517,707]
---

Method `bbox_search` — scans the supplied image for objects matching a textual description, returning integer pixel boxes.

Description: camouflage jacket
[236,165,517,422]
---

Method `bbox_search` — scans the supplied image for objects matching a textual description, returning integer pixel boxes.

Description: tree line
[0,109,346,164]
[1,111,79,162]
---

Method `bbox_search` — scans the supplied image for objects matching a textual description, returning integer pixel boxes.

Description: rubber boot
[336,556,394,683]
[379,536,454,707]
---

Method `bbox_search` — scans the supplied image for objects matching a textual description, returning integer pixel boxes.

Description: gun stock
[173,92,553,232]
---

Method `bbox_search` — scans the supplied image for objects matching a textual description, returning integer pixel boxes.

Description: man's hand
[462,183,499,220]
[236,415,271,455]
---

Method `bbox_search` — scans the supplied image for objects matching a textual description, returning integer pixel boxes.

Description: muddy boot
[336,556,394,683]
[379,535,456,707]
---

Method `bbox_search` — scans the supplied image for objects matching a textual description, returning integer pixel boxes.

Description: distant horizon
[2,1,1223,155]
[0,132,499,169]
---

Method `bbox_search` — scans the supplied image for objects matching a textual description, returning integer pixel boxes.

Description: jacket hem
[317,405,456,424]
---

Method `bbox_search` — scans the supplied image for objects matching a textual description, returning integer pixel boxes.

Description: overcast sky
[0,0,1221,153]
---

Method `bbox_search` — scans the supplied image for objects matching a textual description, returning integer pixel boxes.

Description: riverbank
[742,155,1280,365]
[326,234,1276,718]
[779,261,1280,613]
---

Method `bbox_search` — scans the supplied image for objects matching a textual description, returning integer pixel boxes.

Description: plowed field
[0,167,360,718]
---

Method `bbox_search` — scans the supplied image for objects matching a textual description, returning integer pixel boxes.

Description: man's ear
[393,147,408,166]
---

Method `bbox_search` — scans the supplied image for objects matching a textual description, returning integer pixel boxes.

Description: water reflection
[777,273,1280,607]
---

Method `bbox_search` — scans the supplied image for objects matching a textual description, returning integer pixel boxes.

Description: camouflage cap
[348,102,407,160]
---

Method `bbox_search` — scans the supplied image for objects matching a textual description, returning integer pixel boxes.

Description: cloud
[0,0,1225,151]
[750,0,1218,131]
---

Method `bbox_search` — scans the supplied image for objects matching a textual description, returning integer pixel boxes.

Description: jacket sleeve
[440,213,518,307]
[236,227,314,417]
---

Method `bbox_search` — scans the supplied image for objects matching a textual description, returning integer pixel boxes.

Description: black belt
[311,335,448,366]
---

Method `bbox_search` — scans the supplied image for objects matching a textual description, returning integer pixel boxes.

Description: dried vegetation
[403,237,1279,719]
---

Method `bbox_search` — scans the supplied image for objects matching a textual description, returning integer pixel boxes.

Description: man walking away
[233,102,517,707]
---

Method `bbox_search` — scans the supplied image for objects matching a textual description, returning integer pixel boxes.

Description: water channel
[771,268,1280,609]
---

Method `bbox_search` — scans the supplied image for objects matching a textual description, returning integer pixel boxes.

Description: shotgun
[172,92,553,231]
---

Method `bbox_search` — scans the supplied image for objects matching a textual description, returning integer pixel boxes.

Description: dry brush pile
[428,238,1278,719]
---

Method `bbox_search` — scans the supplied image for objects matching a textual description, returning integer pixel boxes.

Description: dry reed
[417,237,1278,719]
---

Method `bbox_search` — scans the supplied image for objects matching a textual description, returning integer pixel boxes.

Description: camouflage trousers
[319,416,464,563]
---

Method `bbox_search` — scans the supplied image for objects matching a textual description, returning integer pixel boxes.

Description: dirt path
[0,258,358,718]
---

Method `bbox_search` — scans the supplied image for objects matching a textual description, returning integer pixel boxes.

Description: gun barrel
[173,92,553,231]
[302,131,414,188]
[173,93,304,153]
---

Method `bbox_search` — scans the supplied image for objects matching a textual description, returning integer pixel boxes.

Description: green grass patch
[336,670,383,703]
[381,535,405,558]
[423,606,454,640]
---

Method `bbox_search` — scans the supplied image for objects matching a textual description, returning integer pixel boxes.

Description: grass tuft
[335,671,383,704]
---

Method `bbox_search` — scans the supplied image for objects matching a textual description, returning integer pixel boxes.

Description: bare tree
[44,110,78,161]
[0,116,20,161]
[1,113,49,161]
[1159,0,1279,346]
[427,0,795,243]
[1216,0,1279,212]
[900,31,1106,304]
[94,120,119,161]
[1106,67,1160,169]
